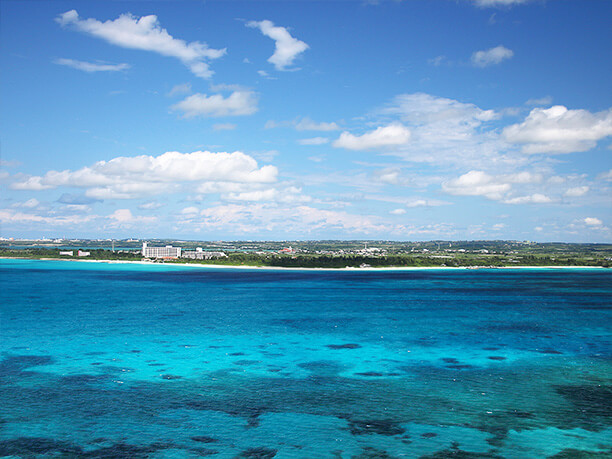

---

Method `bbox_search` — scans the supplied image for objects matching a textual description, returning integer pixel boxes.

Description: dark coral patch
[238,446,277,458]
[0,437,82,456]
[348,419,406,436]
[487,356,507,361]
[446,364,474,370]
[161,374,182,380]
[441,358,460,364]
[0,355,54,377]
[191,436,218,443]
[421,432,438,438]
[230,352,246,356]
[555,384,612,419]
[355,372,384,377]
[326,343,361,350]
[233,360,260,366]
[539,349,563,355]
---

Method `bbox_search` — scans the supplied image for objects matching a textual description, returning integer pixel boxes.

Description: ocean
[1,259,610,458]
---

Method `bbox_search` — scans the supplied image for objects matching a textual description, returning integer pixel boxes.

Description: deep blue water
[1,259,611,458]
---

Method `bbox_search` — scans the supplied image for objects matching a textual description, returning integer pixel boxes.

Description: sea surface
[1,259,611,458]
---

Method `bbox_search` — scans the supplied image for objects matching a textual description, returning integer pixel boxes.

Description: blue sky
[1,0,611,241]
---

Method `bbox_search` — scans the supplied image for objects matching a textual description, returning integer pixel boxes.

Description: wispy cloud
[471,45,514,67]
[247,19,309,70]
[56,10,225,78]
[54,58,130,73]
[298,137,329,145]
[172,91,258,118]
[167,83,192,97]
[472,0,532,7]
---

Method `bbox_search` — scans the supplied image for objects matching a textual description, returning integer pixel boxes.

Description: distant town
[1,237,611,268]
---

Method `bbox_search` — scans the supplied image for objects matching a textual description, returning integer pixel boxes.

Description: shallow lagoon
[1,259,611,458]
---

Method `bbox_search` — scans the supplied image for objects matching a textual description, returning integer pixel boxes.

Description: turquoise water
[1,259,611,458]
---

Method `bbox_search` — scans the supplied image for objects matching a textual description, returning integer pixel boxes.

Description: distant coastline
[1,256,607,271]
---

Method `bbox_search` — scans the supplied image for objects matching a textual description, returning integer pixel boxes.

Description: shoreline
[0,256,607,271]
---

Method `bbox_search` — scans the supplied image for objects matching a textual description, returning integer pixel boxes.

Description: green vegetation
[1,240,611,268]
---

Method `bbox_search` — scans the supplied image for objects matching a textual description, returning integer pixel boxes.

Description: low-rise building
[182,247,227,260]
[59,251,73,256]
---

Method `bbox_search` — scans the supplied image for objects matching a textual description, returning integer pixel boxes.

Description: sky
[1,0,611,242]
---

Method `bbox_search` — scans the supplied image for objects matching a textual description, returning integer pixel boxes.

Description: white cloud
[213,123,237,131]
[295,118,339,131]
[525,96,553,106]
[167,83,191,97]
[171,91,258,118]
[372,93,506,166]
[471,45,514,67]
[428,55,447,66]
[442,170,511,200]
[333,123,411,151]
[11,151,278,199]
[181,206,199,215]
[54,58,130,73]
[492,223,506,230]
[473,0,531,6]
[584,217,603,226]
[247,20,309,70]
[503,193,552,204]
[139,201,163,210]
[503,106,612,154]
[110,208,157,225]
[298,137,329,145]
[598,169,612,181]
[564,186,589,197]
[56,10,225,78]
[443,170,553,203]
[224,186,310,204]
[266,117,339,131]
[0,209,96,226]
[390,208,406,215]
[13,198,40,208]
[405,199,450,208]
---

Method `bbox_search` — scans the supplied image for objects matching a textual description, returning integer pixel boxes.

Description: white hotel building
[142,242,181,259]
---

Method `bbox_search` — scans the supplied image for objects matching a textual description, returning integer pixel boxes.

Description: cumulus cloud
[584,217,603,226]
[333,123,411,151]
[471,45,514,67]
[564,186,589,197]
[54,58,130,72]
[11,151,277,199]
[503,105,612,154]
[171,91,258,117]
[443,170,511,200]
[247,20,309,70]
[298,137,329,145]
[390,208,406,215]
[443,169,559,204]
[56,10,225,78]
